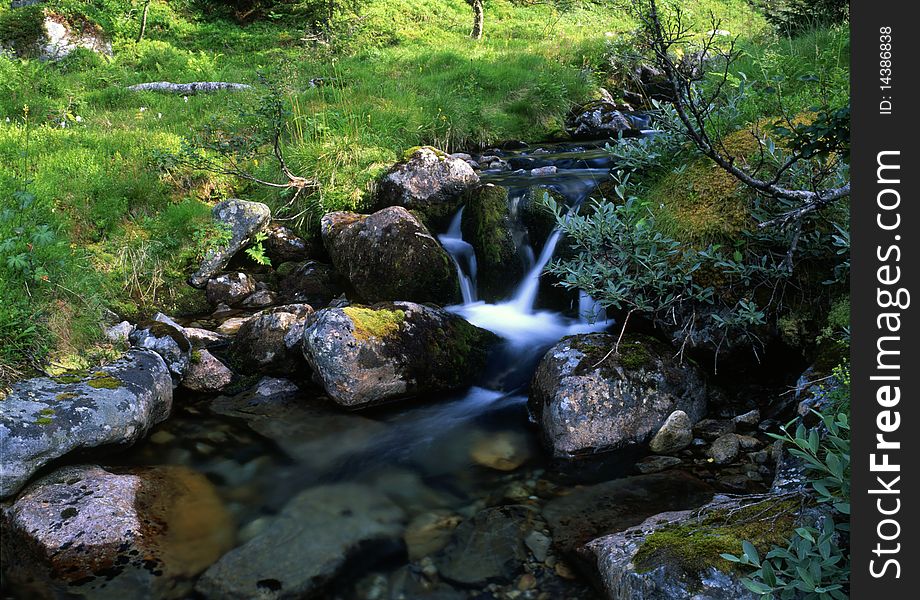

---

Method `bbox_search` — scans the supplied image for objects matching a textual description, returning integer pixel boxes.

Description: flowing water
[85,141,630,599]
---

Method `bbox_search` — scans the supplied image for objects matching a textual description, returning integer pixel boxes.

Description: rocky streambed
[1,122,825,600]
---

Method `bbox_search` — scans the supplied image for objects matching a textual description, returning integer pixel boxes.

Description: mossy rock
[461,184,524,302]
[633,496,802,578]
[342,305,406,342]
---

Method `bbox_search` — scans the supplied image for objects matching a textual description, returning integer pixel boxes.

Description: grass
[0,0,781,384]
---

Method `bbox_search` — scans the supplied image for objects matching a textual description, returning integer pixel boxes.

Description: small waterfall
[438,207,477,304]
[578,290,606,324]
[510,229,562,313]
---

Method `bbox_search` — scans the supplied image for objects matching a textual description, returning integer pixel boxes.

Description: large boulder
[206,272,256,306]
[0,7,112,61]
[529,333,707,459]
[0,350,172,498]
[263,223,313,263]
[228,304,313,374]
[276,260,346,307]
[195,483,406,600]
[374,146,479,229]
[583,494,807,600]
[0,464,234,600]
[188,199,272,288]
[321,207,460,305]
[129,320,192,384]
[302,302,497,409]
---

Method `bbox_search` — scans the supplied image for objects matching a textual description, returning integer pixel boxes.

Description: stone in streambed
[228,304,313,374]
[529,333,707,459]
[302,302,497,409]
[0,464,234,600]
[189,199,272,288]
[321,207,460,305]
[649,409,694,454]
[0,350,172,499]
[374,146,480,229]
[182,349,233,392]
[129,320,192,384]
[708,433,741,465]
[404,511,463,560]
[195,483,406,600]
[469,430,531,471]
[206,272,255,306]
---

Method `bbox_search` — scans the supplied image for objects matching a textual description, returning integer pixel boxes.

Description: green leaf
[742,541,761,566]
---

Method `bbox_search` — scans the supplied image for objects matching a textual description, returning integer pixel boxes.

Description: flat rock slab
[195,483,406,600]
[542,471,713,555]
[0,350,172,498]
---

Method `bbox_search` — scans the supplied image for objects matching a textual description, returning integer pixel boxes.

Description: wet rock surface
[529,333,707,459]
[302,302,498,409]
[0,350,172,498]
[195,483,406,600]
[0,464,234,600]
[321,207,460,305]
[276,260,346,307]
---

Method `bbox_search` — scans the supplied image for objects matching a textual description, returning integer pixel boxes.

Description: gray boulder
[228,304,313,374]
[206,272,256,306]
[276,260,346,307]
[321,207,460,305]
[0,464,233,599]
[708,433,741,465]
[195,483,406,600]
[529,334,707,459]
[648,410,693,454]
[129,320,192,384]
[188,199,272,288]
[182,349,233,392]
[263,223,312,263]
[302,302,497,409]
[566,100,638,140]
[0,350,172,498]
[374,146,479,229]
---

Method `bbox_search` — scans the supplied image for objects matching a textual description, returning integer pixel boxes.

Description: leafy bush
[754,0,849,34]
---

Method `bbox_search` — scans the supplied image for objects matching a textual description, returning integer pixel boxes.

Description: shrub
[754,0,849,34]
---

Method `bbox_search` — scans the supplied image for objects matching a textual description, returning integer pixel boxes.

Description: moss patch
[343,306,406,342]
[634,498,800,578]
[55,392,79,400]
[402,145,448,162]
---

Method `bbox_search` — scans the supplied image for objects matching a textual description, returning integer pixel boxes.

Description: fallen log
[126,82,253,94]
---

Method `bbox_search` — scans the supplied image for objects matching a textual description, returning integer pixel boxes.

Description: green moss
[0,5,46,56]
[38,407,54,416]
[55,392,79,400]
[634,498,800,577]
[461,185,523,301]
[52,370,90,385]
[402,145,448,162]
[343,306,406,342]
[35,417,53,425]
[191,350,202,364]
[572,333,667,373]
[86,370,121,389]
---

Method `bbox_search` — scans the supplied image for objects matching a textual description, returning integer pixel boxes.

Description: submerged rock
[1,464,234,600]
[228,304,313,374]
[188,199,272,288]
[321,207,459,305]
[583,494,806,600]
[433,505,537,587]
[0,350,172,498]
[302,302,497,409]
[374,146,480,229]
[469,430,532,472]
[129,320,192,384]
[195,483,406,600]
[529,333,707,459]
[542,471,713,556]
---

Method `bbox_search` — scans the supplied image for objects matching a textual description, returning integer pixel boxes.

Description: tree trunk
[470,0,484,39]
[137,0,151,43]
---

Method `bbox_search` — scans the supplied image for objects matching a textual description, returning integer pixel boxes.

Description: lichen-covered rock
[460,184,525,301]
[263,223,312,263]
[708,433,741,465]
[276,260,346,307]
[0,350,172,498]
[228,304,313,374]
[529,333,707,459]
[206,272,256,306]
[374,146,479,229]
[195,483,406,600]
[188,199,272,288]
[0,464,234,600]
[129,320,192,384]
[183,326,230,349]
[648,410,693,455]
[182,349,233,392]
[583,494,805,600]
[566,101,638,140]
[302,302,497,409]
[321,207,459,305]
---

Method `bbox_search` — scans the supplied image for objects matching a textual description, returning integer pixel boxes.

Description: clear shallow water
[39,141,631,600]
